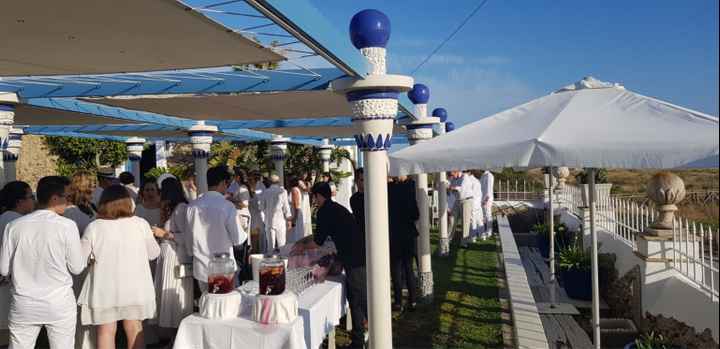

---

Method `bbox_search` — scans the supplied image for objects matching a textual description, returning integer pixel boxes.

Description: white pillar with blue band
[330,9,414,349]
[432,107,451,257]
[188,121,217,194]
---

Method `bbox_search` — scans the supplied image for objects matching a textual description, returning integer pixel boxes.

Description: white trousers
[8,315,75,349]
[471,209,484,239]
[483,202,494,235]
[265,226,286,252]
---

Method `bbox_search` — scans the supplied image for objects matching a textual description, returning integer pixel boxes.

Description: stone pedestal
[644,172,686,238]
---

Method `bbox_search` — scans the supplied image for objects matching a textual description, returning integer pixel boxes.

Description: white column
[270,135,289,187]
[318,138,333,173]
[330,10,414,349]
[155,140,168,168]
[125,137,145,187]
[3,128,23,183]
[189,121,217,194]
[435,125,450,256]
[0,98,18,186]
[406,83,440,302]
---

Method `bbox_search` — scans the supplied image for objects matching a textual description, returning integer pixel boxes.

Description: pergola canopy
[1,0,284,76]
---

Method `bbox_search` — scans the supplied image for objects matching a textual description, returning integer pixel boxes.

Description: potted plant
[625,331,683,349]
[558,238,592,300]
[575,168,612,207]
[534,223,574,258]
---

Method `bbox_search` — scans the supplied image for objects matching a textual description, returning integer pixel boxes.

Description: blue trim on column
[0,104,15,111]
[406,123,435,130]
[346,90,399,102]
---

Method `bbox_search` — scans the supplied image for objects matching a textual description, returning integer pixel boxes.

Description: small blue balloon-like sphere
[445,122,456,132]
[407,83,430,104]
[349,9,391,49]
[432,108,448,122]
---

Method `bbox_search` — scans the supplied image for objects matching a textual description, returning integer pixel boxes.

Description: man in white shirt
[259,174,292,252]
[186,166,248,292]
[480,170,495,238]
[0,176,85,349]
[469,171,485,242]
[226,167,252,233]
[449,171,476,247]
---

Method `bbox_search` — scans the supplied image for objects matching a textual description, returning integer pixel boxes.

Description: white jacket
[481,171,494,203]
[259,184,292,234]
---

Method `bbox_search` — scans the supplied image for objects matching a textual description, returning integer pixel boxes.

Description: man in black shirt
[293,182,367,348]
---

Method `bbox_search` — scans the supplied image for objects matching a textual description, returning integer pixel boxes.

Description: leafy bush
[44,136,127,176]
[144,166,188,182]
[575,168,609,184]
[634,332,673,349]
[558,238,591,271]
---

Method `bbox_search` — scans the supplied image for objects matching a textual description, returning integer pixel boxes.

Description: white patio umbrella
[390,77,719,349]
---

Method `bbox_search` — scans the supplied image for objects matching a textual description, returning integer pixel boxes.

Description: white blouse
[135,204,162,227]
[78,216,160,310]
[0,211,22,236]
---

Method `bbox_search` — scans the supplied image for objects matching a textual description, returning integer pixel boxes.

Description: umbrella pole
[547,167,557,306]
[588,168,601,349]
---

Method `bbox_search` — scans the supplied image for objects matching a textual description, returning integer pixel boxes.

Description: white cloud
[416,67,541,126]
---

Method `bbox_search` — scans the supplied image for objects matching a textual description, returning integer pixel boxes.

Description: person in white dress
[449,171,477,247]
[78,185,160,349]
[135,181,162,227]
[259,174,292,252]
[480,170,495,238]
[150,177,192,331]
[248,171,266,253]
[0,176,85,349]
[0,181,35,336]
[287,176,309,244]
[227,168,252,234]
[299,177,313,239]
[185,166,247,292]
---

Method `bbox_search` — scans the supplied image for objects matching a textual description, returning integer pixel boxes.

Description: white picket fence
[559,184,719,299]
[494,179,544,201]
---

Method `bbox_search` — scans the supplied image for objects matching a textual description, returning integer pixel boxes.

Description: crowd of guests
[0,163,495,349]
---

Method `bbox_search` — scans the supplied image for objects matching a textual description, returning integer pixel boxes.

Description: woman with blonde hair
[64,170,97,233]
[78,185,160,349]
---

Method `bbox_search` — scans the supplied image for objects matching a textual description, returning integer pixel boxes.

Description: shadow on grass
[392,233,503,348]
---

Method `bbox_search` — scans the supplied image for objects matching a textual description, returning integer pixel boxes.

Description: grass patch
[333,230,504,348]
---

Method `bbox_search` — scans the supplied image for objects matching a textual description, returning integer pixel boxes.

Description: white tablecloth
[297,279,346,349]
[173,314,306,349]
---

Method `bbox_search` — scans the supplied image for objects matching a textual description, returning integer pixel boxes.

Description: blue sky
[310,0,719,126]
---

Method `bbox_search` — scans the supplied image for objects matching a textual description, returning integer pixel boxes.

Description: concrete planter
[560,268,591,300]
[600,318,638,348]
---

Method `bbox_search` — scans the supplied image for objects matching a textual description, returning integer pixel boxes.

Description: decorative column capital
[331,9,413,153]
[125,137,146,161]
[270,135,289,161]
[406,83,440,145]
[318,138,334,161]
[644,172,686,238]
[0,103,15,126]
[188,121,218,159]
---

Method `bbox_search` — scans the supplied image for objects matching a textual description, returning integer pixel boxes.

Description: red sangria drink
[259,257,286,295]
[208,274,234,294]
[207,252,236,294]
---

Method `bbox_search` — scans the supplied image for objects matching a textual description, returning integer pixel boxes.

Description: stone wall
[17,135,58,189]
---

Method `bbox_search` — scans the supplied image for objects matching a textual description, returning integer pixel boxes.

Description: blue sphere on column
[407,83,430,104]
[432,108,448,122]
[445,122,456,132]
[349,9,391,49]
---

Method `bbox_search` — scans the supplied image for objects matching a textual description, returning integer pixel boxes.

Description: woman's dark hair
[97,185,134,220]
[159,177,187,224]
[0,181,31,213]
[287,176,300,189]
[138,181,159,202]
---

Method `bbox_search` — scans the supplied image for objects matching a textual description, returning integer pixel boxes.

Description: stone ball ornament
[349,9,391,49]
[445,122,455,132]
[645,171,686,235]
[432,108,448,123]
[553,167,571,187]
[408,83,430,105]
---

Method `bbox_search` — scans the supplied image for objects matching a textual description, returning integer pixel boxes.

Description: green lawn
[335,231,504,348]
